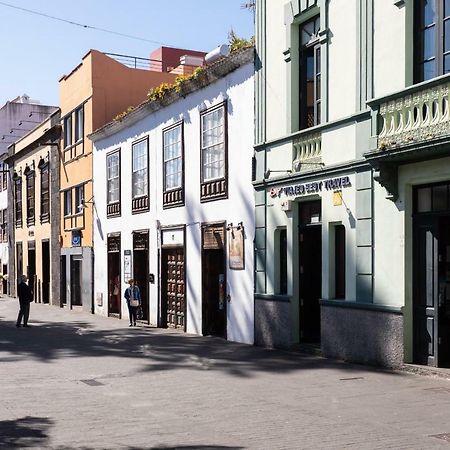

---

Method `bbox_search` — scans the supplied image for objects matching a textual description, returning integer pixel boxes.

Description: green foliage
[113,106,135,122]
[228,29,254,53]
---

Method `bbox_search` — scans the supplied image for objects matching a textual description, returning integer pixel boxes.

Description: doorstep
[396,363,450,380]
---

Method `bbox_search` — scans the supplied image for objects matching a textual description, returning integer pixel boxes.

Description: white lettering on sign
[269,176,351,198]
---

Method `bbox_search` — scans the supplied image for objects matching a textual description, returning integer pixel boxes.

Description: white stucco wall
[373,1,405,98]
[93,62,255,345]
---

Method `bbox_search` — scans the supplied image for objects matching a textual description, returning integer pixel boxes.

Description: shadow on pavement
[0,416,53,448]
[0,316,401,378]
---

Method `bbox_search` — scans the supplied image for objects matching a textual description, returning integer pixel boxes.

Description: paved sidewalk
[2,297,450,449]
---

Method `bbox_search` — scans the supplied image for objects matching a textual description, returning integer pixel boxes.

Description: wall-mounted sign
[270,176,351,198]
[72,230,82,247]
[124,250,132,280]
[228,227,245,270]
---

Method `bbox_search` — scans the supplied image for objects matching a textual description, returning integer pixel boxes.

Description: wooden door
[161,247,185,328]
[413,215,439,366]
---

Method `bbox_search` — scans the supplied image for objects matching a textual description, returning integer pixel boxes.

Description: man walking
[16,275,33,328]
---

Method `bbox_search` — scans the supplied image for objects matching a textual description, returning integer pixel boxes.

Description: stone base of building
[321,301,404,368]
[254,295,292,348]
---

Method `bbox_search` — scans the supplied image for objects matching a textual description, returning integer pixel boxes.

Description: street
[2,297,450,449]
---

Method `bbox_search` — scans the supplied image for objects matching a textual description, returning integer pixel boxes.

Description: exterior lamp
[264,169,292,179]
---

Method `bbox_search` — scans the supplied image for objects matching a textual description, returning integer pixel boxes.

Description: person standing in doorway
[16,275,33,328]
[124,279,141,327]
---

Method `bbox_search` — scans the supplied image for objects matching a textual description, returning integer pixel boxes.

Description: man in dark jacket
[16,275,33,328]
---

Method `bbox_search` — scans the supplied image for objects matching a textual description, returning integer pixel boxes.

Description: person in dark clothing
[16,275,33,328]
[124,279,141,327]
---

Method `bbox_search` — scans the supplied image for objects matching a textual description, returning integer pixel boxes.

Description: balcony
[369,74,450,154]
[292,131,322,173]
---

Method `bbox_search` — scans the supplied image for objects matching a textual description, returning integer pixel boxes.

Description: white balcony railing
[292,131,322,172]
[377,80,450,149]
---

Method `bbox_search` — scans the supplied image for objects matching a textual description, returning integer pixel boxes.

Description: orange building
[58,49,198,312]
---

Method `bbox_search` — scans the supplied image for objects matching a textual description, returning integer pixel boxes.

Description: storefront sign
[124,250,132,280]
[228,227,245,270]
[270,176,351,198]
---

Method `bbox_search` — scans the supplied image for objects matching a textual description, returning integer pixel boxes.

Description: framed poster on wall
[228,226,245,270]
[124,250,132,280]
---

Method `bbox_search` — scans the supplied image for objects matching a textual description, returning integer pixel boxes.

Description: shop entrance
[42,241,50,304]
[413,183,450,367]
[107,235,121,317]
[2,264,7,295]
[27,242,36,302]
[161,247,185,329]
[202,223,226,338]
[70,256,82,307]
[133,231,149,322]
[298,200,322,343]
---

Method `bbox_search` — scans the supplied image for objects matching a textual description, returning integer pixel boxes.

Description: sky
[0,0,254,106]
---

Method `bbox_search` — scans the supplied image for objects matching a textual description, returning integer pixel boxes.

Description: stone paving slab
[2,297,450,449]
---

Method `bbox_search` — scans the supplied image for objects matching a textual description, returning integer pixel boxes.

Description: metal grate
[80,379,104,386]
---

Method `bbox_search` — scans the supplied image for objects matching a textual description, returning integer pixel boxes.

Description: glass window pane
[423,0,436,26]
[446,0,450,17]
[433,184,448,210]
[417,187,432,212]
[423,26,436,60]
[445,19,450,52]
[423,59,437,81]
[445,53,450,73]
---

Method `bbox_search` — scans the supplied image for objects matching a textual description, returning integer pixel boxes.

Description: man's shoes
[129,324,133,327]
[15,324,20,328]
[23,325,29,328]
[134,323,137,326]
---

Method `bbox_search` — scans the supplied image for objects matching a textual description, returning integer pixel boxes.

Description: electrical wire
[0,1,167,45]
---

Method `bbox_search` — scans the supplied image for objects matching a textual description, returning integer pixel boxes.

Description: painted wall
[59,50,178,249]
[93,62,255,344]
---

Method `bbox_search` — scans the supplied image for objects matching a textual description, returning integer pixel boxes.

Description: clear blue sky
[0,0,254,106]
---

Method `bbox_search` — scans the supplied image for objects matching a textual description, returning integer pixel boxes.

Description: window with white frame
[63,190,72,217]
[64,115,72,148]
[201,105,225,181]
[107,151,120,204]
[74,106,84,142]
[74,185,84,214]
[163,125,182,191]
[132,139,148,198]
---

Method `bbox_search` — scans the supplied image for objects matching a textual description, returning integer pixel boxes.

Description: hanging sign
[270,176,351,198]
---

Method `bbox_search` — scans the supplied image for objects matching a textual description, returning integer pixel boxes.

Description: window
[40,164,50,222]
[0,209,7,242]
[74,106,84,142]
[107,151,121,217]
[63,190,72,217]
[25,170,35,226]
[64,115,72,148]
[300,16,321,129]
[132,140,148,198]
[334,225,346,299]
[0,163,7,192]
[163,125,182,191]
[74,185,84,215]
[415,0,450,82]
[14,177,22,227]
[201,105,225,181]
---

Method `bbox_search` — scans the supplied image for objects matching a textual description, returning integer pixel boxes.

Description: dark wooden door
[202,249,226,337]
[42,241,50,304]
[133,232,149,322]
[107,236,121,316]
[70,257,82,307]
[413,215,439,366]
[161,248,185,328]
[299,225,322,343]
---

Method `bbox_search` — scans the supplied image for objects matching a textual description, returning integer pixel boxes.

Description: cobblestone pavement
[2,297,450,449]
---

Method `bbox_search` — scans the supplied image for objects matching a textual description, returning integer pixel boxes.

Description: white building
[90,47,255,344]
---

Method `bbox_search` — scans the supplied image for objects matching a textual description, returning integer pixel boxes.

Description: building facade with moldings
[90,47,255,344]
[254,0,450,368]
